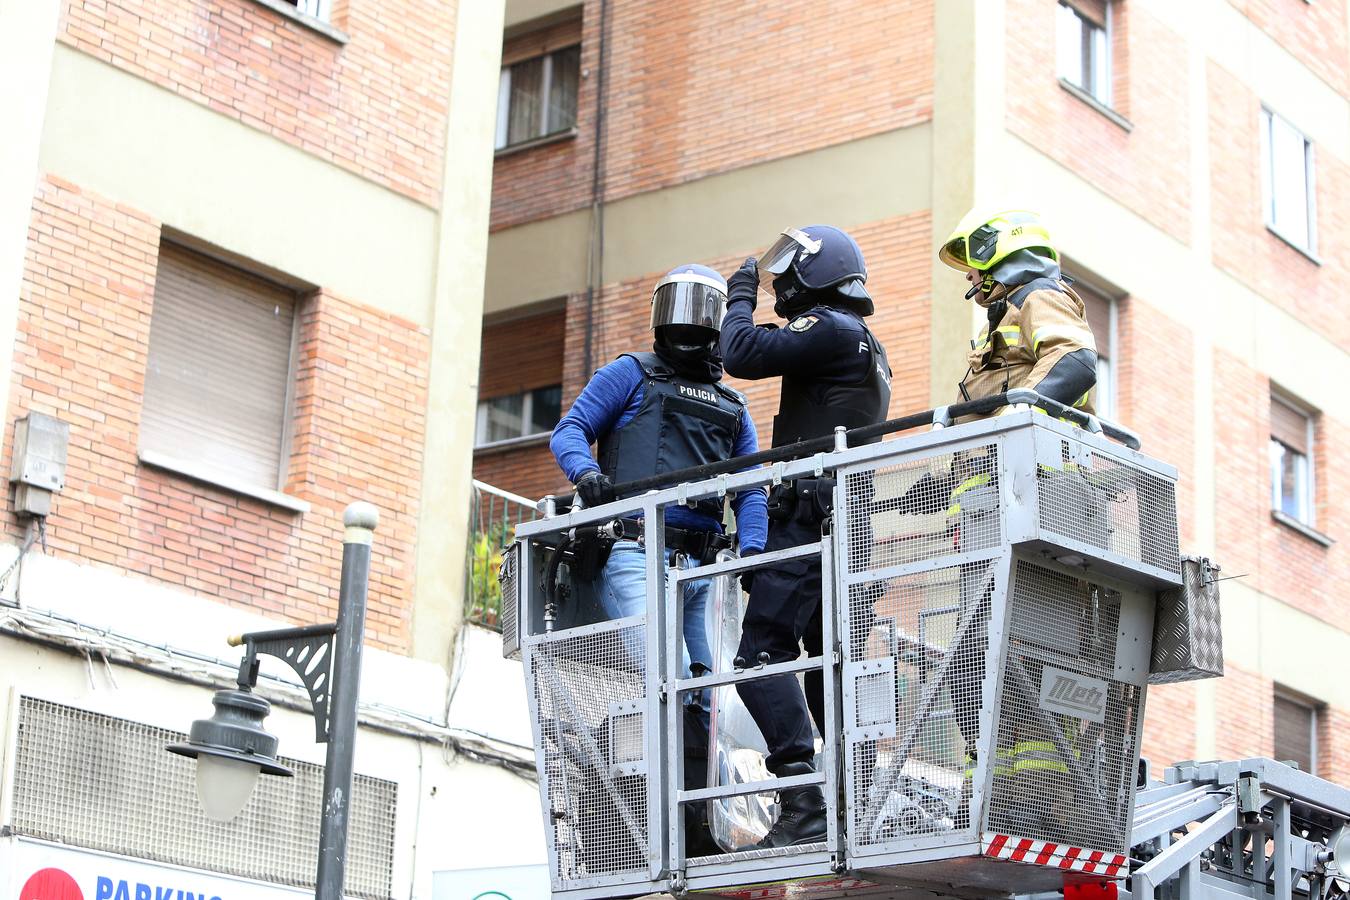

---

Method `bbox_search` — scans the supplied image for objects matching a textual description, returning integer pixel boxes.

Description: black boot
[757,761,827,849]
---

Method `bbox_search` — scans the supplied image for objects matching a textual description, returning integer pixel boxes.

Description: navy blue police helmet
[759,225,873,317]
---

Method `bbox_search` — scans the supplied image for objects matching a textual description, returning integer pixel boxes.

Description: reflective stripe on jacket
[959,281,1097,417]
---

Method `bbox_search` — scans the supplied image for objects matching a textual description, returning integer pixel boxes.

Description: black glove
[726,257,759,309]
[575,471,615,508]
[738,546,761,595]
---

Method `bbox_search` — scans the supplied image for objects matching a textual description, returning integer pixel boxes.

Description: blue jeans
[598,541,712,707]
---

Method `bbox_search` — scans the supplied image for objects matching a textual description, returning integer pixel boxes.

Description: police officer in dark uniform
[720,226,892,848]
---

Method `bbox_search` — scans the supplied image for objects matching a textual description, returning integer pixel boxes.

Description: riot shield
[703,554,775,852]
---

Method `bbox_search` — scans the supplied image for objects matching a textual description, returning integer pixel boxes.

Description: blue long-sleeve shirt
[550,356,768,553]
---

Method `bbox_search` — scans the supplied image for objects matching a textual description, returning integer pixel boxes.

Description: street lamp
[168,688,291,821]
[167,501,378,899]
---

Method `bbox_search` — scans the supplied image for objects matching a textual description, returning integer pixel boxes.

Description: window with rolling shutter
[140,244,299,494]
[1269,391,1315,525]
[1273,689,1319,773]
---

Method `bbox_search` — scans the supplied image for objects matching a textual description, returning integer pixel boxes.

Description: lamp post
[168,501,378,900]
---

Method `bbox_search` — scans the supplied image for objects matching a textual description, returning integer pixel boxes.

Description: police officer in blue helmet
[550,264,769,855]
[721,226,893,848]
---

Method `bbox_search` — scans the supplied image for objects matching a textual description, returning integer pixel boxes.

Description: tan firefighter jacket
[957,279,1097,419]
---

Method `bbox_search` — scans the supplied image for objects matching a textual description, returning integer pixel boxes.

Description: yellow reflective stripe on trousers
[946,472,992,517]
[1013,757,1070,774]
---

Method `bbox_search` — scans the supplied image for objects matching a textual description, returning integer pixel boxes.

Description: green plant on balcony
[466,525,513,628]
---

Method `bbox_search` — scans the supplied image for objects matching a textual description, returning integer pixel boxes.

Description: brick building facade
[0,0,529,893]
[478,0,1350,789]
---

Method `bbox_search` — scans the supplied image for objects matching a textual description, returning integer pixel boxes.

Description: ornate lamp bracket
[232,623,340,743]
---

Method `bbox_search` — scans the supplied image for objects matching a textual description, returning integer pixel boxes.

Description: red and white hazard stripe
[982,833,1128,878]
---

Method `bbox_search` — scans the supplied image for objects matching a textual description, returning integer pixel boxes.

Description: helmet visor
[651,276,727,331]
[758,228,822,294]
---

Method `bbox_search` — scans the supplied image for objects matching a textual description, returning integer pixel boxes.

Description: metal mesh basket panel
[1038,443,1179,575]
[843,444,1000,575]
[8,696,396,899]
[500,541,521,659]
[983,562,1143,853]
[845,562,994,848]
[529,624,649,883]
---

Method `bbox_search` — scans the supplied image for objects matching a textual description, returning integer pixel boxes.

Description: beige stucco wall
[485,123,933,313]
[414,0,509,666]
[38,45,440,330]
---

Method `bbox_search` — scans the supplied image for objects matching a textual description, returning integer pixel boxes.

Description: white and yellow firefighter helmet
[938,209,1057,272]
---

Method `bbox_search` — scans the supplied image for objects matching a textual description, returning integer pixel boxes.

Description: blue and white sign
[1,837,309,900]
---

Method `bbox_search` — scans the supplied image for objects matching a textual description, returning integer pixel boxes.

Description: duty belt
[767,477,836,524]
[609,517,733,564]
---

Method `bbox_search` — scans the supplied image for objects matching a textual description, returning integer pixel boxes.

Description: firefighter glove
[575,471,616,508]
[727,257,760,309]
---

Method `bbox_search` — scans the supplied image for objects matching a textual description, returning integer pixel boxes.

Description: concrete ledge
[139,449,311,514]
[1058,79,1133,132]
[1271,509,1334,547]
[494,127,578,159]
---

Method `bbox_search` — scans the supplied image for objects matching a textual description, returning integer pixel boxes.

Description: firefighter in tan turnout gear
[945,209,1098,839]
[898,210,1099,840]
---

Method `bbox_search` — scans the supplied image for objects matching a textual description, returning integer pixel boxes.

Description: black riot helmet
[758,225,873,319]
[650,263,728,356]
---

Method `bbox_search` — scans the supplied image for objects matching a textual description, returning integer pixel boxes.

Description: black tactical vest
[771,319,891,448]
[598,353,745,516]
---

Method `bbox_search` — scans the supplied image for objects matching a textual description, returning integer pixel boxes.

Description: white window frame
[1269,393,1316,527]
[1260,107,1318,256]
[287,0,331,21]
[1273,688,1319,773]
[494,46,579,150]
[475,385,561,448]
[1094,295,1118,421]
[1057,1,1112,107]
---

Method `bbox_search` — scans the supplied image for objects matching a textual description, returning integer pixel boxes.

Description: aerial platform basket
[504,395,1203,900]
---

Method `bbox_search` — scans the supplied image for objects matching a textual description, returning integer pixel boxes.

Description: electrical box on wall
[10,412,69,517]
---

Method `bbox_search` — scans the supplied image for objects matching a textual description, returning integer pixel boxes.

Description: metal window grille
[8,696,396,899]
[983,562,1143,854]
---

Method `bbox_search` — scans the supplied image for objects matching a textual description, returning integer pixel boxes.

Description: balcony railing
[465,479,539,630]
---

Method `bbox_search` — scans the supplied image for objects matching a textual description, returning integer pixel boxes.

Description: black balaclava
[654,324,723,382]
[772,271,824,320]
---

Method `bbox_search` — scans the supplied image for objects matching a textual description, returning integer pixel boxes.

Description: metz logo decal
[1038,666,1108,723]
